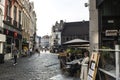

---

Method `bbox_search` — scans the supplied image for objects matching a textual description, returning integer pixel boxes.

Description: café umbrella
[63,38,89,45]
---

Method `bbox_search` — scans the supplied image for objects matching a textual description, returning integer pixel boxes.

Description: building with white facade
[29,2,37,49]
[51,20,64,51]
[41,35,49,49]
[0,0,6,63]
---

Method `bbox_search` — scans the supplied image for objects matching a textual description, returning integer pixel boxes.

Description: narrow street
[0,51,79,80]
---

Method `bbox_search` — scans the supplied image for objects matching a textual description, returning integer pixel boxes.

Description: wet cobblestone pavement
[0,51,79,80]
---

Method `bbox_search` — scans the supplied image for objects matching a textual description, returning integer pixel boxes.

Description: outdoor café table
[66,58,83,76]
[66,58,83,65]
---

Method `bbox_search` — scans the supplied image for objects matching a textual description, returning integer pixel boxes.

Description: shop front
[96,0,120,79]
[3,28,22,60]
[22,38,29,55]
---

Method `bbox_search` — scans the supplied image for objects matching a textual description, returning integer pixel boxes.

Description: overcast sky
[30,0,89,37]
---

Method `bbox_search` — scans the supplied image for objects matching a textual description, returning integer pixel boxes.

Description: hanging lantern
[14,32,17,38]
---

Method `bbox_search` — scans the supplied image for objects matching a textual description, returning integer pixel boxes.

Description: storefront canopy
[63,39,89,45]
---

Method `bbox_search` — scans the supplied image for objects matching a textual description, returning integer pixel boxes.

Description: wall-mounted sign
[107,20,114,23]
[105,30,118,36]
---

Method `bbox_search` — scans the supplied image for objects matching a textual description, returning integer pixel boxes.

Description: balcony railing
[4,16,22,31]
[55,37,59,40]
[13,20,22,31]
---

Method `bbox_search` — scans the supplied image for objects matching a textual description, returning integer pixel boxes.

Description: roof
[62,21,89,36]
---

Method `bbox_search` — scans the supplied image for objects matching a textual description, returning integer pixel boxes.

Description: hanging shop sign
[14,32,18,38]
[3,29,22,39]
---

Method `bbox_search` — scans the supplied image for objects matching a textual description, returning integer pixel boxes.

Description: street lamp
[85,3,89,7]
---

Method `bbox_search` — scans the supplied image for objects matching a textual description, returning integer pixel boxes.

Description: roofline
[64,20,89,24]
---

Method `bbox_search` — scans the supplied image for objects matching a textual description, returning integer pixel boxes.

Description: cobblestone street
[0,51,79,80]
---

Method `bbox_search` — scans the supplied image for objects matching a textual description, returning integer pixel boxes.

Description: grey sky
[30,0,89,37]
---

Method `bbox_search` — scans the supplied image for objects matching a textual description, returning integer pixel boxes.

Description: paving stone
[0,52,79,80]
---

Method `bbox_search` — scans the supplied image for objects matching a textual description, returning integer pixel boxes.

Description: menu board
[87,52,100,80]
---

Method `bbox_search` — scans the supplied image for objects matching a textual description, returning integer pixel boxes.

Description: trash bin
[0,54,4,64]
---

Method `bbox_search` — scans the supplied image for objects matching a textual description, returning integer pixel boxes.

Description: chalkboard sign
[87,52,100,80]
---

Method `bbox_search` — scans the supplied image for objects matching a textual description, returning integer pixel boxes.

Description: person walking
[35,48,40,56]
[12,47,18,65]
[30,47,32,56]
[38,49,40,56]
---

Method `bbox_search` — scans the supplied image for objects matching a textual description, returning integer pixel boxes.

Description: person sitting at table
[70,53,76,61]
[69,62,80,76]
[68,54,82,76]
[78,50,89,80]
